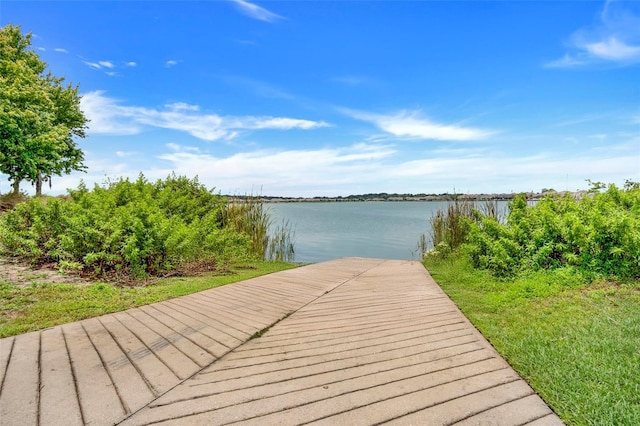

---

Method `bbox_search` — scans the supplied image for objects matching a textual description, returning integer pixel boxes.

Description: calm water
[267,201,451,263]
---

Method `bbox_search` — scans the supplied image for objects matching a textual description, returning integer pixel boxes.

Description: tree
[0,24,87,196]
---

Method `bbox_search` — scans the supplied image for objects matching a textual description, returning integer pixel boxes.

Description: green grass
[0,260,297,338]
[425,254,640,426]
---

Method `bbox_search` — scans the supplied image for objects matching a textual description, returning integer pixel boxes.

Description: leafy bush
[0,174,271,279]
[465,183,640,279]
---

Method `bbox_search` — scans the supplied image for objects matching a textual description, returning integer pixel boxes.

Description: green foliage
[0,24,87,195]
[465,183,640,279]
[0,174,258,278]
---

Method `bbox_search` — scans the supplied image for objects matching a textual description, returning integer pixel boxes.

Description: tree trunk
[11,179,20,196]
[35,173,43,197]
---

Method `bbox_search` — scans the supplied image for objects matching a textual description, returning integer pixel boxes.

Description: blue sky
[2,0,639,196]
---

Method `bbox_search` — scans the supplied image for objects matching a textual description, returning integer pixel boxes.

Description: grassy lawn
[0,260,297,338]
[425,255,640,426]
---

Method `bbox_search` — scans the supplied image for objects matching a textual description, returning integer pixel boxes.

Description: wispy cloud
[552,113,611,128]
[240,117,326,130]
[79,91,142,134]
[231,0,283,23]
[165,60,180,68]
[165,102,200,112]
[80,91,329,141]
[547,1,640,67]
[343,109,496,141]
[546,54,587,68]
[83,60,102,70]
[82,59,119,75]
[125,61,137,67]
[54,48,68,53]
[583,36,640,61]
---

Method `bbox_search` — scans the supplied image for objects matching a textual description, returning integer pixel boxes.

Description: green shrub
[0,174,269,279]
[465,183,640,280]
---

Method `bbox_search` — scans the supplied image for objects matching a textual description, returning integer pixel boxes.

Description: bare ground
[0,257,89,288]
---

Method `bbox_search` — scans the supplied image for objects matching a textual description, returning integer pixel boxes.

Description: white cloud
[231,0,283,23]
[16,136,638,197]
[125,61,137,67]
[165,102,200,112]
[391,150,639,188]
[166,143,200,153]
[54,48,68,53]
[244,117,329,130]
[83,61,102,70]
[80,91,142,134]
[80,91,329,141]
[83,60,118,71]
[165,60,180,67]
[547,1,640,67]
[344,109,495,141]
[156,143,395,193]
[583,36,640,61]
[545,54,586,68]
[145,141,637,196]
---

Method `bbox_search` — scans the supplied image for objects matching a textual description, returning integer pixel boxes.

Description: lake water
[267,201,451,263]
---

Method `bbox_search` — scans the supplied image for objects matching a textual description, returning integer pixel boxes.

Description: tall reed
[224,195,269,257]
[430,198,475,249]
[223,195,296,262]
[267,220,295,262]
[418,197,482,258]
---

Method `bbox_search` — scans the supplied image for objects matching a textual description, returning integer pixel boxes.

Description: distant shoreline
[227,190,588,203]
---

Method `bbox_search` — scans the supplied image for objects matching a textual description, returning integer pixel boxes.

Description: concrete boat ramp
[0,258,562,425]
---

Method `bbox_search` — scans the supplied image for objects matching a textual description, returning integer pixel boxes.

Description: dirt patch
[0,257,90,288]
[0,257,229,289]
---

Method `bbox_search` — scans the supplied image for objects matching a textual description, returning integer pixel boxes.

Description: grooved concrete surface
[0,258,563,425]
